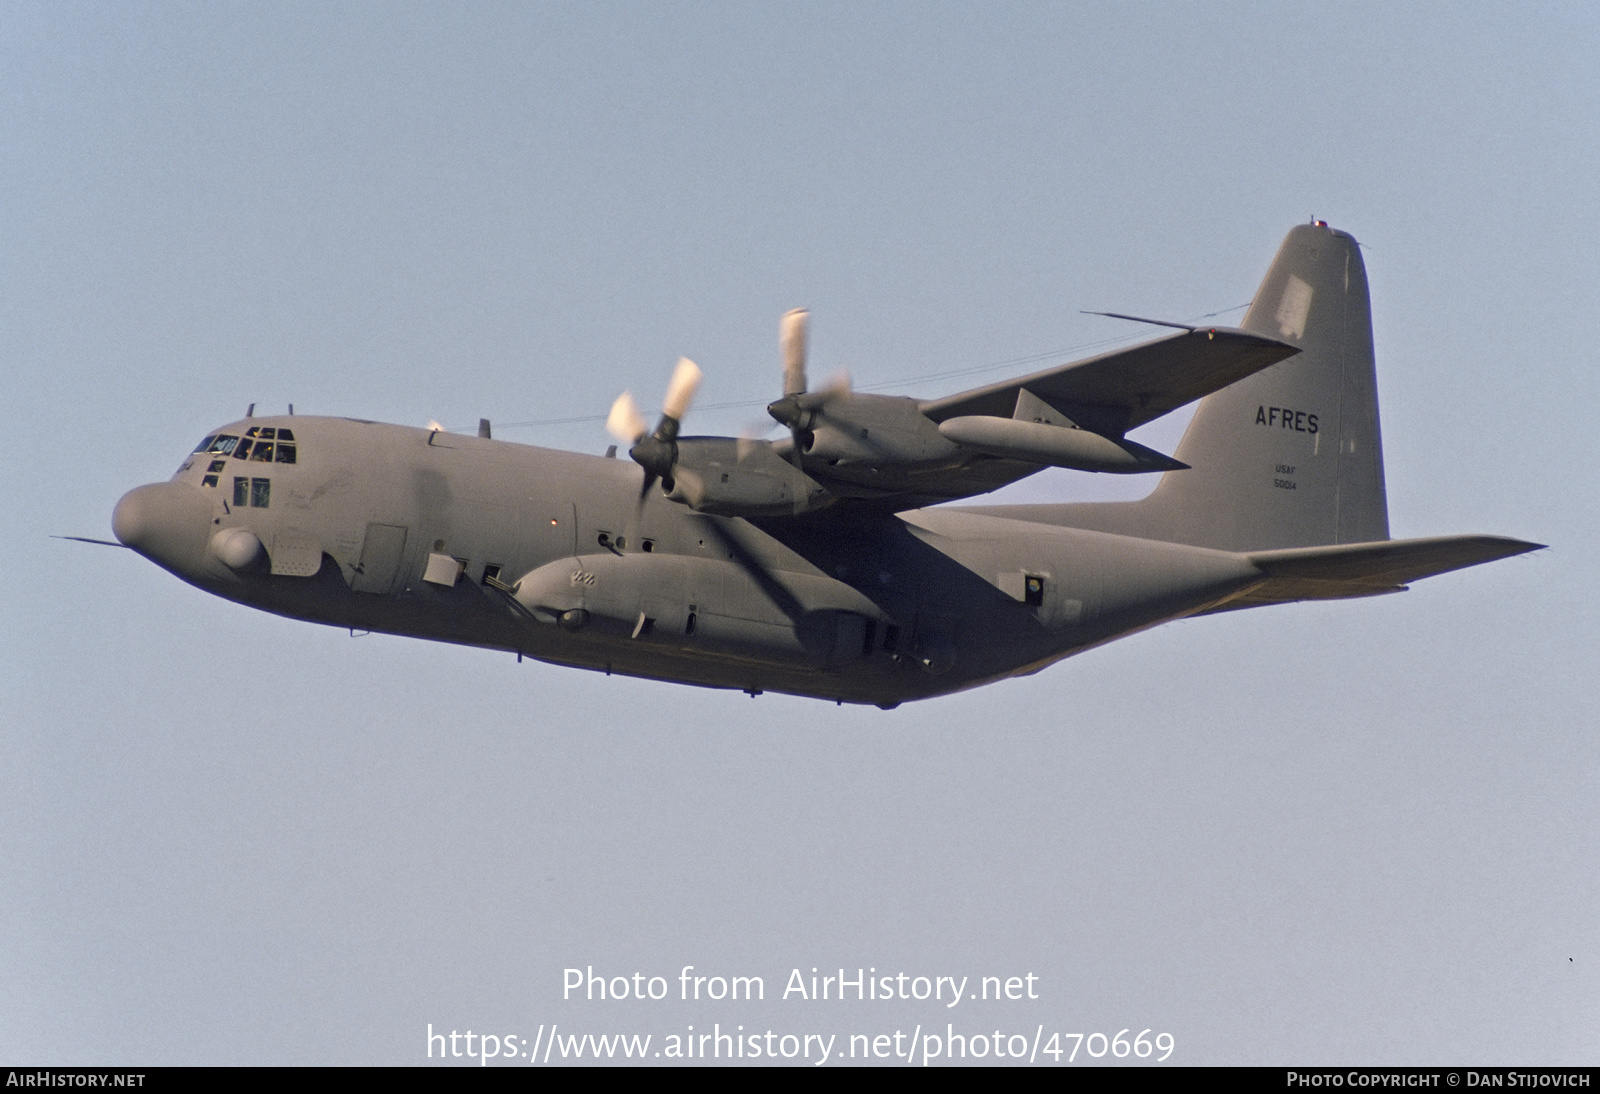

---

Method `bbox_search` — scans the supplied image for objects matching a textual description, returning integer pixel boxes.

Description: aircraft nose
[113,481,213,575]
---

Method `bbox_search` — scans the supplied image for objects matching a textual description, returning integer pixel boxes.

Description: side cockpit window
[185,435,221,480]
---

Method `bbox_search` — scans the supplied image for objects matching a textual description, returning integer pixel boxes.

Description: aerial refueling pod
[936,416,1187,474]
[510,552,892,671]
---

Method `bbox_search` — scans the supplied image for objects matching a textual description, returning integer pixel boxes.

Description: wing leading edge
[919,326,1299,438]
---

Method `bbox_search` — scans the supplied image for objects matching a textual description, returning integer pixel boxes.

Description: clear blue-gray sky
[4,2,1595,1065]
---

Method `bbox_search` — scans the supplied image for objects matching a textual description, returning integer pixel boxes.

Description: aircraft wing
[918,326,1298,436]
[657,325,1302,519]
[1194,535,1544,613]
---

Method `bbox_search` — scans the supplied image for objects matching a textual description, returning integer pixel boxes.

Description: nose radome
[113,482,214,575]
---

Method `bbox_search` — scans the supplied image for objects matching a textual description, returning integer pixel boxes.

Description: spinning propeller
[606,356,703,501]
[604,310,844,514]
[766,308,849,468]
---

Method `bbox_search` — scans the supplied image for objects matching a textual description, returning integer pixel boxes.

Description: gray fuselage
[114,414,1263,706]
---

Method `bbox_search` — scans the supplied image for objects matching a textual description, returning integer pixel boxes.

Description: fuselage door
[350,523,408,594]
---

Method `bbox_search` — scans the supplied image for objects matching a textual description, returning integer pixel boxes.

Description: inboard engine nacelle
[665,438,827,515]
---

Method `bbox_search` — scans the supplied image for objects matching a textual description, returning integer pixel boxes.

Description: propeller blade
[606,391,648,444]
[736,421,776,463]
[621,357,702,492]
[815,369,851,399]
[781,308,808,397]
[661,357,702,424]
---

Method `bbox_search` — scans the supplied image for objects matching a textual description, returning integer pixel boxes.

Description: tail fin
[1038,223,1389,551]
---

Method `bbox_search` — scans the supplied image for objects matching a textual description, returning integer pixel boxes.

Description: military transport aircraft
[109,223,1539,707]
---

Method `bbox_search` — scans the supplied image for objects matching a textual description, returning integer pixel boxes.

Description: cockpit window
[198,431,294,471]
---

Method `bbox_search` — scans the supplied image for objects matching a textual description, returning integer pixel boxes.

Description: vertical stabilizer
[1039,223,1389,551]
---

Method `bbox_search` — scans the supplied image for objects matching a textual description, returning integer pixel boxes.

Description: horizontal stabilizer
[920,326,1298,437]
[1198,535,1544,613]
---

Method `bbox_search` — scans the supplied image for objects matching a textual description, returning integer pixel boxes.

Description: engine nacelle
[664,438,826,515]
[802,393,962,466]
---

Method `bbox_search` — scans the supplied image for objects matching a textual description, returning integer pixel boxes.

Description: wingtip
[1473,534,1547,557]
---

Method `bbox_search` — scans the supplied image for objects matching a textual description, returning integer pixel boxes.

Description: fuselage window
[275,444,297,463]
[206,435,240,456]
[232,439,253,460]
[249,442,274,462]
[233,477,249,506]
